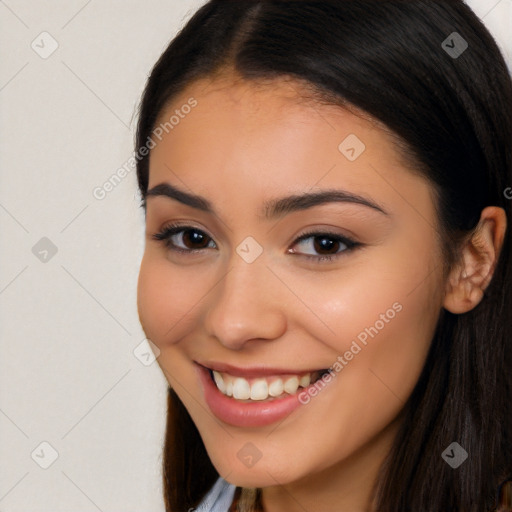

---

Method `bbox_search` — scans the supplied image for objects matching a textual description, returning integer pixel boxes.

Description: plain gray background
[0,1,511,510]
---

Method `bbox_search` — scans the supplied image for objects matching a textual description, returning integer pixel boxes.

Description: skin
[137,72,506,512]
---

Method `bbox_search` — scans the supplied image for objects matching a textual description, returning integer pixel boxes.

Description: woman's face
[137,74,447,490]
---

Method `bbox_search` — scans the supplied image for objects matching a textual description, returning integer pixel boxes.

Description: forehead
[147,74,434,221]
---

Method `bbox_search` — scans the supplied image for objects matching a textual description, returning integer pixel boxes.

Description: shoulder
[194,476,237,512]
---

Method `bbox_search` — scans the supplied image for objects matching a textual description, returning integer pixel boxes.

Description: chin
[206,446,308,488]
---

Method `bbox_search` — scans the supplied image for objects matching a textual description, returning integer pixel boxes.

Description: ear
[443,206,507,314]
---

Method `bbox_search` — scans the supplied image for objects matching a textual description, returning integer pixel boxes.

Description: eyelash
[151,222,361,263]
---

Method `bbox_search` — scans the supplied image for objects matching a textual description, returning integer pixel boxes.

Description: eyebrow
[144,182,389,219]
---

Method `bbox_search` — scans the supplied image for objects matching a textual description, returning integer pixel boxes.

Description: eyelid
[292,228,357,245]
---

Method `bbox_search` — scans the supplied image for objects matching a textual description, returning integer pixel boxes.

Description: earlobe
[443,206,507,314]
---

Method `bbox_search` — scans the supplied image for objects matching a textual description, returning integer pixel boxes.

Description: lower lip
[197,364,306,428]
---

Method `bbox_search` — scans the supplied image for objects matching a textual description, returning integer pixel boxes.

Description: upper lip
[196,361,326,378]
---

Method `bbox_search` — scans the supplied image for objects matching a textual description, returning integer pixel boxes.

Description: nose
[203,255,287,350]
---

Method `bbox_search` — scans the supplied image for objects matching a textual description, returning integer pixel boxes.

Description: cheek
[301,222,443,359]
[137,252,199,345]
[288,265,440,360]
[287,235,443,416]
[137,253,209,390]
[250,260,443,478]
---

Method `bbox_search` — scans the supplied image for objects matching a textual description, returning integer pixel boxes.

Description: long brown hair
[135,1,512,510]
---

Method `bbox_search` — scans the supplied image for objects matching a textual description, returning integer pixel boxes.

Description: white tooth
[284,376,299,394]
[250,379,269,400]
[212,371,226,393]
[268,378,284,397]
[233,378,251,399]
[299,374,311,387]
[225,380,233,397]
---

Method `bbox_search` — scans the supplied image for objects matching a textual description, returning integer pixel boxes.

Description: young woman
[134,1,512,510]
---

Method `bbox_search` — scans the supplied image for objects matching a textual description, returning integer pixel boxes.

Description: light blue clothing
[194,477,237,512]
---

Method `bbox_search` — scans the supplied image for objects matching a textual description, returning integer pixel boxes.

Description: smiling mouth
[207,368,329,402]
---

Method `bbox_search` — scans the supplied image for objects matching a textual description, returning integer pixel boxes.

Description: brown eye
[152,224,216,252]
[312,236,345,255]
[179,229,211,249]
[291,232,355,258]
[290,232,362,261]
